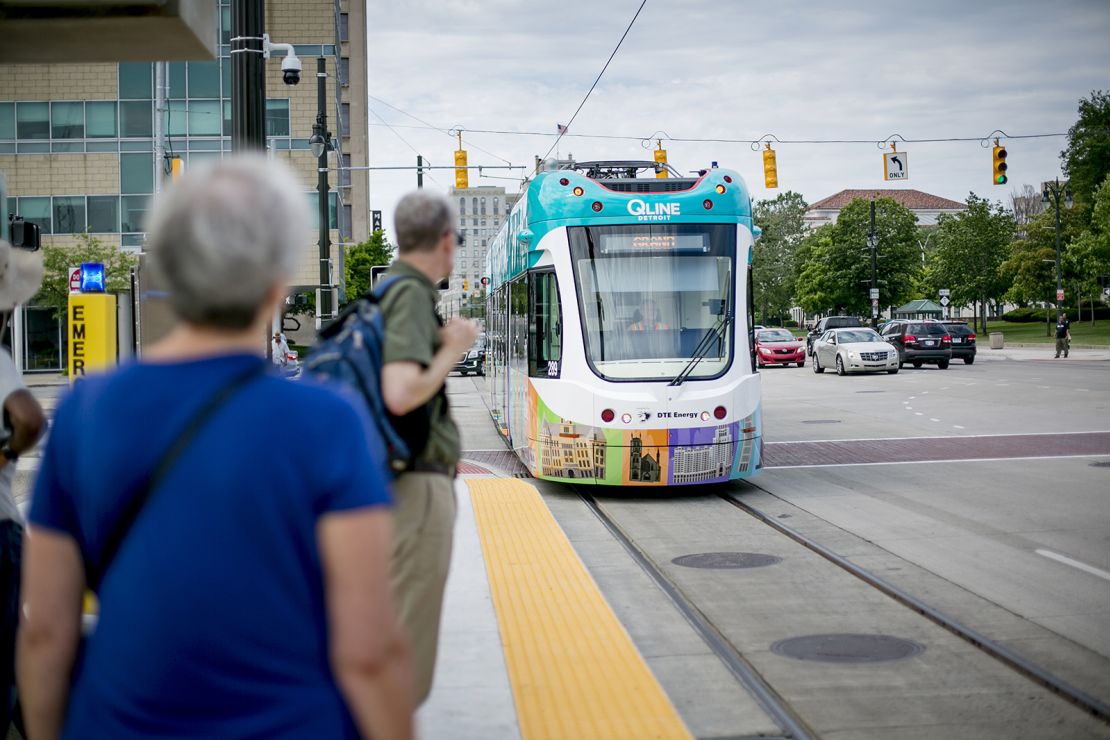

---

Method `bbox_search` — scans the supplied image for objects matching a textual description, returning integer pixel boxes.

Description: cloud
[363,0,1110,235]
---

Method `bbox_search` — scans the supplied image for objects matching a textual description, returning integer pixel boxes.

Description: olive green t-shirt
[380,261,460,467]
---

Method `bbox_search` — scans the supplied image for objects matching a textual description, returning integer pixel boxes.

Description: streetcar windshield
[568,224,736,381]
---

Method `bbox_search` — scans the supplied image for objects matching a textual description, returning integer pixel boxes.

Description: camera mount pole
[230,0,266,151]
[315,57,333,327]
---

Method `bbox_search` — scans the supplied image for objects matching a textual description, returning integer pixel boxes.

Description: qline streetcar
[484,160,762,486]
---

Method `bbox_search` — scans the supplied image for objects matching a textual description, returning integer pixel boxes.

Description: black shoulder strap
[88,362,265,588]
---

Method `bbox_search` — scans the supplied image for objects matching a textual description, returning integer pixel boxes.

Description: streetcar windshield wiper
[669,309,732,386]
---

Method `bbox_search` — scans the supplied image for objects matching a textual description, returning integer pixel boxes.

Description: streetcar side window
[529,271,562,378]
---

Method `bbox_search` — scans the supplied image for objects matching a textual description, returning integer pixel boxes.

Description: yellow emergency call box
[67,293,118,379]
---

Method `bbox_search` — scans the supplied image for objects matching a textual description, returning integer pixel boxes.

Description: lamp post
[309,57,334,329]
[1041,178,1073,324]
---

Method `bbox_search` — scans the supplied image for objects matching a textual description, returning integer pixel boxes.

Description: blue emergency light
[80,262,106,293]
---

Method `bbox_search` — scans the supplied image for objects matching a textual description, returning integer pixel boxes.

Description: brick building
[805,189,966,229]
[1,0,369,371]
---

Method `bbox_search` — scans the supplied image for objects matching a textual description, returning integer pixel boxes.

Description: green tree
[928,193,1015,333]
[38,234,138,320]
[752,191,808,325]
[1062,91,1110,218]
[1002,201,1085,330]
[1065,173,1110,323]
[343,229,395,305]
[793,197,922,319]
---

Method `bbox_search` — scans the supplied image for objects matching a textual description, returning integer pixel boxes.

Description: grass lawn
[982,320,1110,346]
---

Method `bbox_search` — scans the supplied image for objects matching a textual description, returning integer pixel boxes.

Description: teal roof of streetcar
[485,166,754,287]
[525,167,752,225]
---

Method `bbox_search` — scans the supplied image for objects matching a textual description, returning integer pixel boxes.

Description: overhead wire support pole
[869,200,878,328]
[230,0,266,152]
[417,155,423,189]
[314,57,332,328]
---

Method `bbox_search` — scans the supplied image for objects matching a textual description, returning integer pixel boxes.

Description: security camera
[281,53,302,85]
[264,35,302,86]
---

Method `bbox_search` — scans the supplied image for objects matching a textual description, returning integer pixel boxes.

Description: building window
[16,103,49,140]
[472,197,478,213]
[86,101,117,138]
[339,57,350,87]
[87,196,120,233]
[189,100,222,136]
[222,100,231,137]
[265,99,289,137]
[221,58,232,97]
[341,204,352,239]
[120,153,153,194]
[480,197,486,215]
[340,102,350,136]
[120,101,153,138]
[17,197,52,235]
[493,197,499,214]
[118,62,152,99]
[459,197,466,214]
[166,100,188,137]
[167,62,187,99]
[188,61,221,98]
[52,197,85,234]
[339,12,350,42]
[220,5,231,45]
[0,103,14,140]
[50,102,84,139]
[340,153,351,187]
[120,195,149,232]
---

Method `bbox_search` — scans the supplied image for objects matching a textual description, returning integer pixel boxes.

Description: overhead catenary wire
[540,0,648,162]
[368,95,515,166]
[368,106,441,186]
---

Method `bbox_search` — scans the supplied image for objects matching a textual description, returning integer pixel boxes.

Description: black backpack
[302,275,434,475]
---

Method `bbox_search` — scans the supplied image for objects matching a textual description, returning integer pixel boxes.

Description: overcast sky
[364,0,1110,238]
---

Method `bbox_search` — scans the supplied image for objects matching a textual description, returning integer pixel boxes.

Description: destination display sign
[600,233,709,253]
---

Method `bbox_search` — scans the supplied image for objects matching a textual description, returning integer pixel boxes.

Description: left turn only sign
[883,151,908,181]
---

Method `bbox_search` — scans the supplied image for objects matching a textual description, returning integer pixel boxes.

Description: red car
[755,328,806,367]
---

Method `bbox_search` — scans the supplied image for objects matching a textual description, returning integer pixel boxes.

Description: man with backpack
[378,191,478,704]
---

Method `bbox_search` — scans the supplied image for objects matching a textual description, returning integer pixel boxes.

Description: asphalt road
[451,350,1110,736]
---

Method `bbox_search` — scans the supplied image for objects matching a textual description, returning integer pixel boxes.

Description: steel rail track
[576,488,814,740]
[721,488,1110,724]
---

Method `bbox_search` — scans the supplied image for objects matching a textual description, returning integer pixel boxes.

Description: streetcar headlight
[573,186,584,197]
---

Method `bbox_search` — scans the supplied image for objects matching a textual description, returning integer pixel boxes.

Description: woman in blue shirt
[18,157,413,739]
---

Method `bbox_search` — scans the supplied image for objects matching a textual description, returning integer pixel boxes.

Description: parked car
[454,336,486,376]
[940,321,977,364]
[880,320,953,369]
[755,327,805,367]
[806,315,866,356]
[811,328,900,375]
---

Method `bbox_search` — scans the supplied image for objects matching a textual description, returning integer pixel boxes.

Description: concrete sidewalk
[977,344,1110,362]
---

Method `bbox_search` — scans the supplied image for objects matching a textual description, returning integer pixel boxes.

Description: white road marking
[953,425,966,430]
[930,418,940,422]
[772,430,1110,444]
[1035,549,1110,584]
[1038,385,1051,389]
[1077,389,1090,392]
[767,453,1110,470]
[908,396,916,400]
[915,412,924,416]
[906,406,913,410]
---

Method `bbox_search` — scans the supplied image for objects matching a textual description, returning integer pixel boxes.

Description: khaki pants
[1056,337,1069,357]
[390,472,456,705]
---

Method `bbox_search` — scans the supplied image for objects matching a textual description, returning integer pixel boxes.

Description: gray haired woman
[19,156,413,739]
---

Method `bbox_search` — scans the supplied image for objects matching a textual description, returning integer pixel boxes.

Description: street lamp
[1041,178,1073,324]
[310,58,335,328]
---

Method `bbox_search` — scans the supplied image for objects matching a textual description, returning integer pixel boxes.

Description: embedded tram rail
[567,482,1110,737]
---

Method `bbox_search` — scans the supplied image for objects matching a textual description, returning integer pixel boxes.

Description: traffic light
[454,131,468,189]
[654,140,668,179]
[462,279,468,292]
[762,143,778,189]
[992,143,1008,185]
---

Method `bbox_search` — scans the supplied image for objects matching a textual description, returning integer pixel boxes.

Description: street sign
[869,288,880,300]
[68,266,81,294]
[871,298,879,307]
[883,151,908,181]
[939,288,950,297]
[939,296,950,307]
[1057,289,1065,302]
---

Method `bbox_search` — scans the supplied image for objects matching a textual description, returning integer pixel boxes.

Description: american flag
[556,123,569,135]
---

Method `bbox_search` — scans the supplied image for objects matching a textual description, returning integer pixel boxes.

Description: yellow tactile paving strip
[469,479,692,740]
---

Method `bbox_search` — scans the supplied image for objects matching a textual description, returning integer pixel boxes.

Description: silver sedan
[812,328,900,375]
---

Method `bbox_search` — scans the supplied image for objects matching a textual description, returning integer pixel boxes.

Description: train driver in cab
[628,298,670,332]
